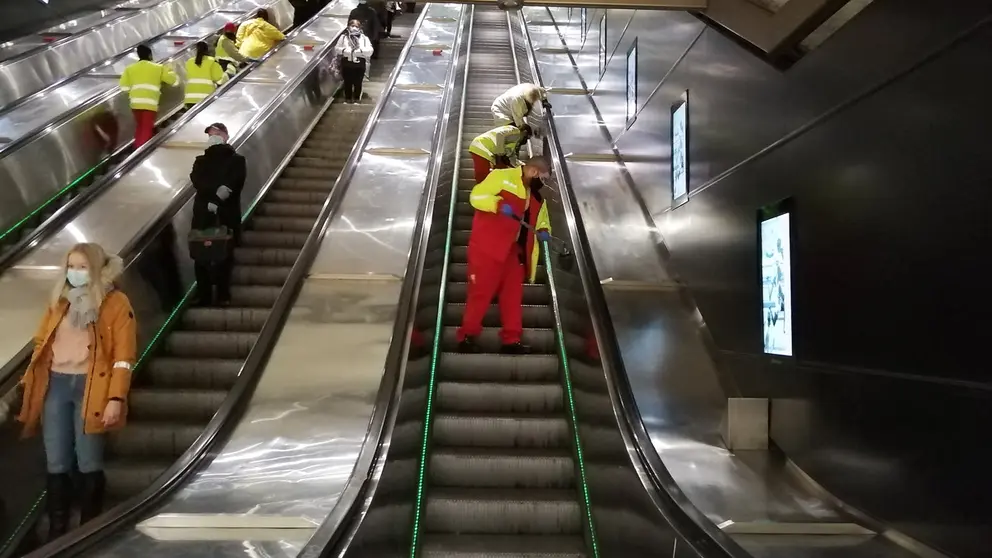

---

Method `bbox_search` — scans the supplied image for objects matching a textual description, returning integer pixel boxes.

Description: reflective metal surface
[0,4,139,64]
[523,3,990,557]
[79,5,464,557]
[0,0,232,109]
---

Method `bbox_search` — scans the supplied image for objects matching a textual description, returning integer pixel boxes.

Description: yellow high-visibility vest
[468,125,526,164]
[184,56,227,105]
[118,60,179,111]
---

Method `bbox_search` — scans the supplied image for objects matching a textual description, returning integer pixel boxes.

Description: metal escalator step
[447,282,548,305]
[181,307,270,331]
[422,533,587,558]
[441,327,556,353]
[126,388,226,421]
[432,413,570,449]
[275,177,335,191]
[251,215,318,232]
[257,202,322,218]
[440,353,559,383]
[437,381,563,414]
[234,246,301,266]
[454,215,473,231]
[456,201,475,216]
[443,304,554,328]
[241,230,309,248]
[231,265,291,286]
[425,487,582,535]
[165,331,257,359]
[294,147,344,159]
[104,459,172,499]
[144,357,242,390]
[230,285,281,307]
[288,155,350,167]
[108,422,203,458]
[430,447,575,489]
[267,189,329,204]
[280,166,340,180]
[303,139,359,151]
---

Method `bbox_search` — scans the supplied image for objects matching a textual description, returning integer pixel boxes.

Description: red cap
[223,22,237,33]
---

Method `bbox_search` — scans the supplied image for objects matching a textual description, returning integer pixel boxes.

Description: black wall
[0,0,117,43]
[549,0,992,556]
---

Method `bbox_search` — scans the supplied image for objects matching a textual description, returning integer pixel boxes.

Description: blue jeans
[43,372,105,474]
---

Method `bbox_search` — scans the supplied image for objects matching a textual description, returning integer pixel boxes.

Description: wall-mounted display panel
[670,91,688,206]
[760,199,795,357]
[625,38,638,127]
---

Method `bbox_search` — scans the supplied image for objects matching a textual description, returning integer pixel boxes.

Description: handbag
[188,217,233,264]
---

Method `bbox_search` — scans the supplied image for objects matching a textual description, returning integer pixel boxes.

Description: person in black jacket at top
[348,0,383,59]
[189,122,246,307]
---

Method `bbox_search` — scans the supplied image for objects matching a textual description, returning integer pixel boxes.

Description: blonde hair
[525,85,544,103]
[50,243,118,309]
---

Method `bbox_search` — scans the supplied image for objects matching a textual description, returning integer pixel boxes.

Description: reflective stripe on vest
[121,60,167,111]
[184,57,221,105]
[468,125,522,162]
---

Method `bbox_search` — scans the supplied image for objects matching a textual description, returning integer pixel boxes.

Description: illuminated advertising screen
[670,95,688,203]
[598,13,607,76]
[625,40,637,126]
[760,209,794,357]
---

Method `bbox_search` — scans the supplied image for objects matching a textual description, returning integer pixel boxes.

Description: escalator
[104,31,408,505]
[4,26,411,554]
[414,8,589,555]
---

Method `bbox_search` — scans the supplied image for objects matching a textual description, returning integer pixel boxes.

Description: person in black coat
[348,0,383,59]
[189,122,246,306]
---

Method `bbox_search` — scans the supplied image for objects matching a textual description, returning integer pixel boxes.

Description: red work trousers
[132,109,157,148]
[457,244,525,345]
[470,153,509,184]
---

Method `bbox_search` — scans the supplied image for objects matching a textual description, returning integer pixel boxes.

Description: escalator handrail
[0,0,234,119]
[17,15,359,558]
[514,10,752,558]
[0,4,304,394]
[295,7,475,557]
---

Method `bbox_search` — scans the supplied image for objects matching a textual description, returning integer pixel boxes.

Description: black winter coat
[189,143,247,231]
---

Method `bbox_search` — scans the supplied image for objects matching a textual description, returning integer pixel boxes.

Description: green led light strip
[409,6,473,556]
[0,160,106,243]
[542,245,601,557]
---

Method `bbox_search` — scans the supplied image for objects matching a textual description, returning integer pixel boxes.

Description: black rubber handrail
[514,10,752,558]
[8,14,353,558]
[0,2,295,391]
[295,6,472,557]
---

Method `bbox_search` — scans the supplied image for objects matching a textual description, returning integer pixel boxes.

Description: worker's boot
[46,473,72,540]
[79,471,106,525]
[457,337,481,354]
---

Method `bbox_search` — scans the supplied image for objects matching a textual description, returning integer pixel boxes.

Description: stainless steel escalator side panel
[0,0,293,245]
[0,0,354,417]
[511,9,752,558]
[59,7,464,558]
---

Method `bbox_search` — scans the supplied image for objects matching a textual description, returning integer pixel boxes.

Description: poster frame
[757,197,798,359]
[670,90,689,208]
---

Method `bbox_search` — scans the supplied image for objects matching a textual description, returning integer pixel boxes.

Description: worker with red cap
[215,22,251,75]
[457,156,553,354]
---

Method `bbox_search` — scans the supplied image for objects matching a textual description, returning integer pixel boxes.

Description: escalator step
[104,459,172,499]
[165,331,257,359]
[229,285,281,307]
[430,447,575,489]
[144,357,242,390]
[126,388,226,421]
[181,307,270,331]
[251,215,318,232]
[241,230,309,248]
[267,189,329,204]
[234,246,302,266]
[425,487,582,535]
[440,353,559,383]
[231,265,291,286]
[441,327,556,353]
[421,533,587,558]
[442,304,554,328]
[275,177,335,191]
[108,422,203,458]
[432,413,570,448]
[281,166,340,180]
[257,202,322,218]
[437,381,563,414]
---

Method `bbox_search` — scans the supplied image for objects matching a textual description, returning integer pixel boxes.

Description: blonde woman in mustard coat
[17,242,136,539]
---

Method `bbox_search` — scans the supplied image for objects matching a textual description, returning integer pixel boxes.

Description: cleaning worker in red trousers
[457,156,553,354]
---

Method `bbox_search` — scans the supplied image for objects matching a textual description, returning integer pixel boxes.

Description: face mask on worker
[348,26,361,36]
[66,269,90,288]
[207,134,225,146]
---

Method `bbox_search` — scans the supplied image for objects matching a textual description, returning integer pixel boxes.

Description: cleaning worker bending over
[457,157,553,355]
[468,124,532,183]
[237,9,285,59]
[491,82,552,128]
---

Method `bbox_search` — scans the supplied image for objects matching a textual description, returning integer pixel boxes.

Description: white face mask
[66,269,90,288]
[207,134,225,146]
[349,26,361,35]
